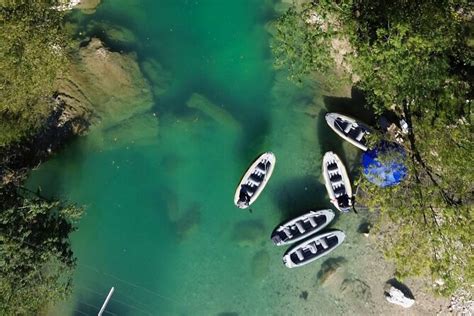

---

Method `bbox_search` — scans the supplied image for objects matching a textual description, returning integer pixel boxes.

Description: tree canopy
[0,193,82,315]
[272,0,473,295]
[0,1,70,146]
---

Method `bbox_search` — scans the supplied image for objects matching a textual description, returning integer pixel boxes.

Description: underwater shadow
[316,256,348,282]
[322,87,375,124]
[271,175,332,223]
[235,115,271,166]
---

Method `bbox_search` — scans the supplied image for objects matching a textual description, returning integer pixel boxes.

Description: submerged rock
[55,0,100,13]
[87,21,138,48]
[318,257,347,286]
[299,290,308,300]
[56,38,153,131]
[164,189,181,222]
[340,278,372,302]
[384,281,415,308]
[251,250,270,279]
[186,93,241,131]
[174,203,201,242]
[98,112,159,149]
[73,0,101,14]
[231,219,265,247]
[141,58,172,99]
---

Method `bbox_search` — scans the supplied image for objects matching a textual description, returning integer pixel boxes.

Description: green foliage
[272,0,473,295]
[0,2,70,146]
[270,2,338,83]
[348,0,471,116]
[0,195,82,315]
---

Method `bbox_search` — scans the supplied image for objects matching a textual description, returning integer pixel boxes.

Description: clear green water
[27,1,366,315]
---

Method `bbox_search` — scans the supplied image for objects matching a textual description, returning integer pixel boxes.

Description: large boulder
[384,282,415,308]
[56,38,154,130]
[55,0,101,14]
[73,0,101,14]
[230,220,265,247]
[317,257,347,286]
[141,58,172,99]
[186,93,241,131]
[86,21,138,48]
[94,112,159,150]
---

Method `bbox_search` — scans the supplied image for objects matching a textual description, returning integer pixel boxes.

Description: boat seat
[256,162,267,173]
[355,130,365,141]
[317,238,329,249]
[254,169,264,177]
[327,162,338,171]
[330,174,342,182]
[247,178,260,187]
[307,242,317,254]
[241,185,253,195]
[242,186,254,197]
[333,185,346,195]
[335,119,348,131]
[250,173,263,183]
[283,227,293,238]
[308,216,317,227]
[344,123,353,133]
[295,222,305,234]
[296,249,304,261]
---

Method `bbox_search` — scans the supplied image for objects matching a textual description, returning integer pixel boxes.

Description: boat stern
[282,254,295,268]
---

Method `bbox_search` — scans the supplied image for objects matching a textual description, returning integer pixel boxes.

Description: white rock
[385,286,415,308]
[53,0,81,11]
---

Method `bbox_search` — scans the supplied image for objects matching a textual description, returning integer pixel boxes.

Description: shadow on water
[272,175,330,222]
[318,87,373,181]
[322,87,375,124]
[318,87,373,156]
[238,115,271,161]
[29,137,89,200]
[316,108,345,162]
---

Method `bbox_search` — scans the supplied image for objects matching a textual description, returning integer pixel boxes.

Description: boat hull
[234,152,276,209]
[270,209,335,246]
[325,112,370,151]
[283,230,346,268]
[322,151,352,212]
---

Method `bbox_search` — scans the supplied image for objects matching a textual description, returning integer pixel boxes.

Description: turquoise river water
[27,1,374,315]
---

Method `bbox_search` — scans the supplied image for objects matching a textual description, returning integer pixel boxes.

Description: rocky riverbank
[0,13,168,187]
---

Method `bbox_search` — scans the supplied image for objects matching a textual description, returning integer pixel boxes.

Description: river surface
[27,1,370,315]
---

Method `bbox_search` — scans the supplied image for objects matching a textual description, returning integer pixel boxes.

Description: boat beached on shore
[270,209,335,246]
[282,230,345,268]
[234,152,275,209]
[323,151,353,213]
[325,113,371,151]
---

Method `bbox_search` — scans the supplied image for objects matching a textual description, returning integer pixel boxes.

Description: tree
[0,2,70,146]
[0,194,82,315]
[272,0,473,295]
[270,2,339,83]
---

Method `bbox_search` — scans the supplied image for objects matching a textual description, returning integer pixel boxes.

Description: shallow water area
[26,1,382,315]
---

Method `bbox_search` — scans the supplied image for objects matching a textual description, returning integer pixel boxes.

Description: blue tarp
[362,142,407,187]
